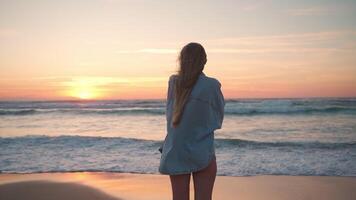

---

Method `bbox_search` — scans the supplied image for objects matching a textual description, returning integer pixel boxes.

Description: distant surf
[1,98,356,116]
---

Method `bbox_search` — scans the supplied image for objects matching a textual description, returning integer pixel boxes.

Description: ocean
[0,98,355,176]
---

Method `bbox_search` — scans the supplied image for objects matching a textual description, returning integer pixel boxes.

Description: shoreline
[1,172,355,200]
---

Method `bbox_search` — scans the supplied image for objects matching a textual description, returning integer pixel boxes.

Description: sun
[63,78,103,100]
[68,86,98,100]
[76,89,95,99]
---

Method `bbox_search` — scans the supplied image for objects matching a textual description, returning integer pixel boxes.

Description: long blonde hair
[172,42,207,128]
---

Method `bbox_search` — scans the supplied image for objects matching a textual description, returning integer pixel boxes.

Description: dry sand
[0,172,355,200]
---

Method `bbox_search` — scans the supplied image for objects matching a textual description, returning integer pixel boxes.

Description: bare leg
[169,173,191,200]
[192,156,217,200]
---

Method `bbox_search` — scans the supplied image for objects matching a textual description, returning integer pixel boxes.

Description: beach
[1,0,356,199]
[0,172,355,200]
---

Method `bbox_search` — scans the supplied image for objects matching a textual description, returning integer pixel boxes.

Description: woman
[158,42,225,200]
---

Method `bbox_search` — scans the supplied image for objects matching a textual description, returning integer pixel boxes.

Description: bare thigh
[169,173,191,200]
[192,156,217,200]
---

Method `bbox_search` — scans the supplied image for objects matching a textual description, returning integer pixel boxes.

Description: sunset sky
[0,0,356,100]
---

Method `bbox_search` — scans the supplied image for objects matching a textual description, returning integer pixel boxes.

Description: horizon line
[0,96,355,102]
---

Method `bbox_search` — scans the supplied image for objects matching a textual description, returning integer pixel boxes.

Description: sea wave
[1,98,356,116]
[215,138,356,149]
[1,135,354,148]
[1,135,355,176]
[0,109,37,115]
[1,106,355,116]
[0,108,165,116]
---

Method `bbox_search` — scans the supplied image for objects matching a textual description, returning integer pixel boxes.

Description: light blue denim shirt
[158,72,225,175]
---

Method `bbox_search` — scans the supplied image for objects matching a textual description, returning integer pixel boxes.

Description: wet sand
[0,172,355,200]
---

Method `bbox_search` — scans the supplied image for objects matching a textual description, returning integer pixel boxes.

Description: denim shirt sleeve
[211,81,225,130]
